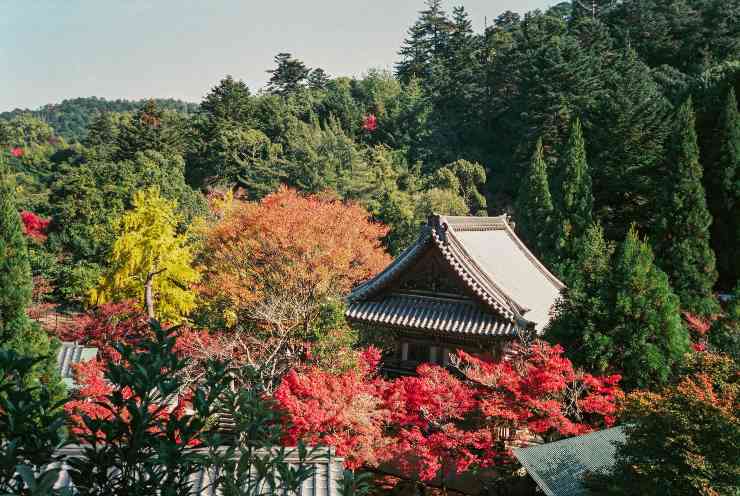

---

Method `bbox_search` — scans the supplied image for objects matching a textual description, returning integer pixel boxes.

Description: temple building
[346,214,564,375]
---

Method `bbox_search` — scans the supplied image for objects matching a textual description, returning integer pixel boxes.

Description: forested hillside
[1,1,739,493]
[0,97,197,142]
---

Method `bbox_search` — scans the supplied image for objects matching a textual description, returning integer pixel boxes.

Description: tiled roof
[513,426,626,496]
[347,214,564,334]
[57,342,98,389]
[347,293,518,337]
[48,446,344,496]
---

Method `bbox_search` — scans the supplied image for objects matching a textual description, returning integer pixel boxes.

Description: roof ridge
[499,219,566,290]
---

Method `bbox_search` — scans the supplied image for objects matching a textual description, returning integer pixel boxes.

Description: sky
[1,0,553,112]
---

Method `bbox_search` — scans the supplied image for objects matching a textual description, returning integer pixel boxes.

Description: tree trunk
[144,268,166,320]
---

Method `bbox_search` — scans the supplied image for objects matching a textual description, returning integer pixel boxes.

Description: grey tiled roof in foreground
[48,446,345,496]
[347,214,564,337]
[57,341,98,389]
[513,426,626,496]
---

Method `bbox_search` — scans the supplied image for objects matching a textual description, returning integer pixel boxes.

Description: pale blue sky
[2,1,553,111]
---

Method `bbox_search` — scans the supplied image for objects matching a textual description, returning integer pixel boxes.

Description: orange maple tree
[200,186,391,331]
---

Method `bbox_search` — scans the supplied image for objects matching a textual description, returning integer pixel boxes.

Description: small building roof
[347,215,564,336]
[57,341,98,389]
[513,426,626,496]
[47,446,344,496]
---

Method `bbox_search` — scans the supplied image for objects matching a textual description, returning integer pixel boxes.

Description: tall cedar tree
[549,226,690,390]
[654,98,719,316]
[711,88,740,289]
[0,161,62,396]
[555,117,593,279]
[515,138,555,259]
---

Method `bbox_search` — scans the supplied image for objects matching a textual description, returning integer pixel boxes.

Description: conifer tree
[0,160,62,397]
[555,117,593,272]
[608,227,689,389]
[547,223,614,370]
[516,138,555,259]
[266,53,311,96]
[710,87,740,289]
[654,98,719,316]
[549,226,690,390]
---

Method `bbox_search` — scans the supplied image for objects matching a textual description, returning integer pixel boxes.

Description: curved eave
[347,227,433,303]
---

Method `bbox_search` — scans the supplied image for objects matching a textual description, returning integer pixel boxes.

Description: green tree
[515,138,555,259]
[654,98,719,316]
[396,0,450,85]
[90,188,200,321]
[433,159,487,215]
[0,161,62,397]
[307,68,331,90]
[554,117,593,267]
[588,352,740,495]
[266,53,311,96]
[115,100,185,161]
[0,350,69,495]
[709,87,740,289]
[549,226,690,390]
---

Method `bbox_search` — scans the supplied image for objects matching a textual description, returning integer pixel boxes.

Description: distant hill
[0,97,198,143]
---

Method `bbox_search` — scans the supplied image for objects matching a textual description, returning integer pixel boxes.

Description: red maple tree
[10,146,24,158]
[362,114,378,132]
[275,340,622,481]
[56,300,151,361]
[20,210,51,242]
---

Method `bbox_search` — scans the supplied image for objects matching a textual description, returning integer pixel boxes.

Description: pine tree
[396,0,450,84]
[710,87,740,289]
[0,160,62,397]
[549,225,690,390]
[266,53,310,96]
[555,117,593,271]
[516,138,555,258]
[654,98,719,316]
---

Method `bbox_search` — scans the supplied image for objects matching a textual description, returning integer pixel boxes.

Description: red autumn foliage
[20,210,51,242]
[10,146,24,158]
[56,300,150,361]
[274,340,622,481]
[64,358,191,442]
[362,114,378,132]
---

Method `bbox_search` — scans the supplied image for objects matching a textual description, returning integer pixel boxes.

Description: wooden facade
[346,215,564,375]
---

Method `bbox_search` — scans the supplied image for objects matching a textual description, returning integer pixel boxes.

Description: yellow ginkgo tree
[90,187,200,322]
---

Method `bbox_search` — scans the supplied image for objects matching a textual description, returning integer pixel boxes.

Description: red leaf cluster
[361,114,378,132]
[20,210,51,242]
[64,358,191,442]
[274,340,622,481]
[56,300,150,361]
[10,146,24,158]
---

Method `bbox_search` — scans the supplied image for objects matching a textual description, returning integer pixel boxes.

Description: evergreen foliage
[709,87,740,289]
[0,160,62,397]
[554,117,593,271]
[549,225,690,390]
[653,98,719,316]
[267,53,311,96]
[515,138,555,259]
